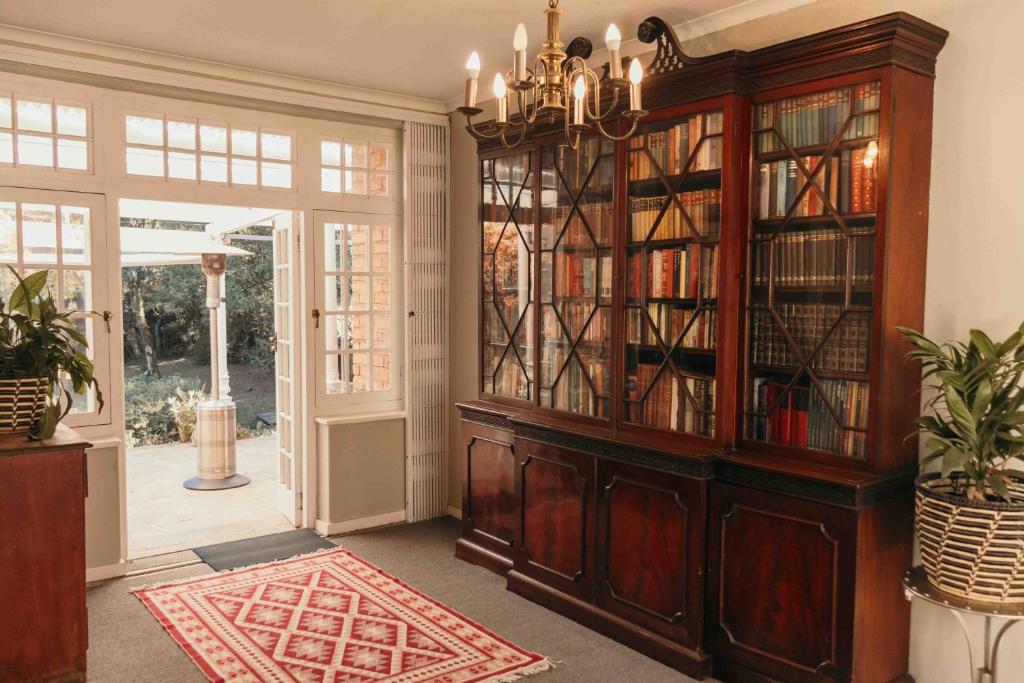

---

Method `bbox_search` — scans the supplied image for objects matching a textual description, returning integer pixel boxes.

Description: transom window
[0,94,91,171]
[320,139,391,197]
[322,221,394,395]
[125,114,294,188]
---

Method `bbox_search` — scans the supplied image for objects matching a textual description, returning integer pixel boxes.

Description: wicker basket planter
[0,376,48,434]
[916,472,1024,603]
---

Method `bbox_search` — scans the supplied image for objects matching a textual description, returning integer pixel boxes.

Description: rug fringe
[483,657,557,682]
[130,545,344,593]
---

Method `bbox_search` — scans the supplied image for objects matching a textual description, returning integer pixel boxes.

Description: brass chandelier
[456,0,647,150]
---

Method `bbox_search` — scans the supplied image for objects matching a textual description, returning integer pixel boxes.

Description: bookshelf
[624,110,723,436]
[744,80,881,460]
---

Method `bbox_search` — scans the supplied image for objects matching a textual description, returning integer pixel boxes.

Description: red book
[862,161,876,212]
[688,247,699,299]
[851,149,865,212]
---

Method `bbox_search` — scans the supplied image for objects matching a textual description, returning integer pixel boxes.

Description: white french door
[0,187,110,428]
[272,211,301,525]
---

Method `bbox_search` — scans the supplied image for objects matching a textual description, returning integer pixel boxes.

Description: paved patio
[127,435,296,559]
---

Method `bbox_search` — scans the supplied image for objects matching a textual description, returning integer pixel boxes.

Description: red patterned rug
[135,547,552,682]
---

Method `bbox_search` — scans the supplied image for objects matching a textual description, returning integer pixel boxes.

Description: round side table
[903,566,1024,683]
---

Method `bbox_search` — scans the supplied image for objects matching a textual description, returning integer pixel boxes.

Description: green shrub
[124,374,205,447]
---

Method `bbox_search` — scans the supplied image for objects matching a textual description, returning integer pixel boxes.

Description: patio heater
[183,251,251,491]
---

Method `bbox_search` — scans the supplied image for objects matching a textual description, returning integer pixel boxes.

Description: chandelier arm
[594,116,640,141]
[500,119,530,149]
[516,87,539,126]
[465,115,508,141]
[562,105,581,151]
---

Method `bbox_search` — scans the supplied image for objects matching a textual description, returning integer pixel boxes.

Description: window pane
[348,275,369,310]
[372,314,390,347]
[345,170,367,194]
[321,167,341,193]
[231,157,257,185]
[369,144,389,170]
[325,275,345,310]
[57,138,88,170]
[372,277,390,311]
[17,135,53,166]
[344,141,367,168]
[326,353,348,394]
[0,132,12,163]
[17,100,52,133]
[168,151,197,180]
[231,128,257,156]
[325,314,349,351]
[350,352,369,392]
[261,161,291,188]
[167,120,196,149]
[324,223,344,271]
[22,204,57,263]
[0,267,17,301]
[126,146,164,176]
[60,206,90,264]
[0,202,16,261]
[372,352,391,391]
[350,313,369,349]
[321,140,341,166]
[261,133,291,161]
[125,115,163,145]
[201,154,227,182]
[56,105,87,137]
[348,225,369,272]
[369,172,389,198]
[0,98,11,128]
[371,225,389,271]
[63,270,91,311]
[200,125,227,153]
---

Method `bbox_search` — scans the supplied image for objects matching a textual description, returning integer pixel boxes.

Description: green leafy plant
[0,268,104,439]
[899,324,1024,502]
[166,387,206,444]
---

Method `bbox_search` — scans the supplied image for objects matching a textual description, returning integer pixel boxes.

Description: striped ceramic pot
[0,376,48,434]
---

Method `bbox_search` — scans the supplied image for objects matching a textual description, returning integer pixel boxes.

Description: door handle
[312,308,320,329]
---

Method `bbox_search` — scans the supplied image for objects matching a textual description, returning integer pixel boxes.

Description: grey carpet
[192,528,334,571]
[87,518,700,682]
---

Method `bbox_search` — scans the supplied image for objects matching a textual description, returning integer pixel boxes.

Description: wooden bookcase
[461,13,946,683]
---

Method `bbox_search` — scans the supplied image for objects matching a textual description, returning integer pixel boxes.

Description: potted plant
[0,268,103,439]
[900,324,1024,603]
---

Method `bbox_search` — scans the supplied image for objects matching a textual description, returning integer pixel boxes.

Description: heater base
[183,474,251,491]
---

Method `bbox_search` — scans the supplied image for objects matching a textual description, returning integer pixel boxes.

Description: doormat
[135,547,553,682]
[194,529,335,571]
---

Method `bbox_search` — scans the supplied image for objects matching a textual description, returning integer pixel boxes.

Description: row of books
[749,378,867,458]
[628,112,724,180]
[548,253,613,299]
[490,358,529,400]
[755,82,881,152]
[628,246,719,300]
[539,351,609,418]
[627,364,715,435]
[751,231,875,287]
[755,149,877,219]
[483,297,531,345]
[629,189,721,242]
[545,138,612,190]
[542,304,608,344]
[626,306,718,350]
[750,306,870,374]
[545,202,613,246]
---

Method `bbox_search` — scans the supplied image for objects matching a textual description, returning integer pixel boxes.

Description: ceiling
[0,0,801,103]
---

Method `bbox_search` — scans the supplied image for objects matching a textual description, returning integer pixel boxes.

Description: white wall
[446,1,1024,679]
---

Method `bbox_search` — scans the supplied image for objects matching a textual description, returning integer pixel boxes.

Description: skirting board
[314,509,406,537]
[86,560,127,584]
[447,505,462,520]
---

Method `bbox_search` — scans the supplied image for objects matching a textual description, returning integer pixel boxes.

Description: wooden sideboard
[0,425,91,683]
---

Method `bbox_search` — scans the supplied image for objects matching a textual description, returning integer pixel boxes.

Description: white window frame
[0,92,93,174]
[123,111,296,190]
[319,137,394,199]
[313,210,403,410]
[0,186,111,428]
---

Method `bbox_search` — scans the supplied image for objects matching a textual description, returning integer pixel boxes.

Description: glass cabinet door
[481,152,534,400]
[538,137,614,419]
[623,111,723,436]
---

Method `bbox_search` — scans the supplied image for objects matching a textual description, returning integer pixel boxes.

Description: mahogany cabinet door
[706,483,856,683]
[514,438,595,600]
[594,460,707,649]
[462,422,518,559]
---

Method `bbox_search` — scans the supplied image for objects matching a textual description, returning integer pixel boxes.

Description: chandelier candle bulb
[513,23,528,82]
[465,52,481,108]
[628,57,643,111]
[573,75,585,125]
[494,73,508,123]
[606,24,623,80]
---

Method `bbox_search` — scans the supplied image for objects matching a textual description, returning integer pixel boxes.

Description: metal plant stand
[903,566,1024,683]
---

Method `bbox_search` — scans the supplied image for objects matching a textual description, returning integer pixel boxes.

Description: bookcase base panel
[454,538,512,576]
[507,570,714,680]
